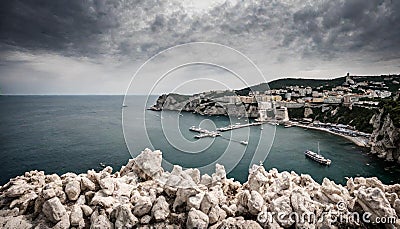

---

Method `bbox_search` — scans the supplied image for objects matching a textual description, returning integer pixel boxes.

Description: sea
[1,95,399,186]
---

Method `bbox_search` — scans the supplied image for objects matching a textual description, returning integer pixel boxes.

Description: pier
[216,122,262,132]
[190,122,261,141]
[190,126,220,138]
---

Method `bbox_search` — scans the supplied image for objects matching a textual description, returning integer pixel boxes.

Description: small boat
[304,142,331,166]
[260,126,264,130]
[99,162,106,168]
[240,141,248,145]
[122,104,128,108]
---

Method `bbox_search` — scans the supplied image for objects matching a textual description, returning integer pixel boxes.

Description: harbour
[1,96,400,186]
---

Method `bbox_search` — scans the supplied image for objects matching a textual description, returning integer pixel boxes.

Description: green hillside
[235,74,400,96]
[235,77,346,95]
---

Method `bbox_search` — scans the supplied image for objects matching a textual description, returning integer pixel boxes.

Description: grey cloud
[0,0,399,91]
[2,0,399,63]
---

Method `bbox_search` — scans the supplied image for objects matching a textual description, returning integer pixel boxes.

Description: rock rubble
[0,148,399,228]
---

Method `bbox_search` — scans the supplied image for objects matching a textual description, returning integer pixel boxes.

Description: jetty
[190,126,220,138]
[216,122,262,132]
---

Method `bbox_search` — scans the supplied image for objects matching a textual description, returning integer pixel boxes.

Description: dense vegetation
[379,97,400,128]
[235,75,400,96]
[235,77,346,95]
[288,105,375,133]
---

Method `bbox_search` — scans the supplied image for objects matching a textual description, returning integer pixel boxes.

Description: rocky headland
[1,149,399,228]
[150,93,259,118]
[369,107,400,164]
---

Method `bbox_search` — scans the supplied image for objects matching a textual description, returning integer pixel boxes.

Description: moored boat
[304,142,331,166]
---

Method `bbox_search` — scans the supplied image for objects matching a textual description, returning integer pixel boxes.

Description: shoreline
[292,123,370,147]
[150,108,371,148]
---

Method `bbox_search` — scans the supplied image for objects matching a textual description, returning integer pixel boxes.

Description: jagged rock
[54,214,70,229]
[140,215,152,224]
[46,174,62,186]
[76,194,86,205]
[114,179,135,197]
[355,187,397,221]
[9,191,37,214]
[65,180,81,201]
[187,192,205,210]
[81,176,96,191]
[209,217,262,229]
[247,190,264,215]
[99,177,115,196]
[1,148,400,228]
[221,204,236,217]
[114,204,138,228]
[133,196,153,217]
[247,165,268,193]
[187,208,209,229]
[4,180,34,198]
[208,205,227,225]
[81,204,93,217]
[0,215,32,229]
[212,164,226,183]
[270,195,293,228]
[200,174,212,187]
[120,148,163,180]
[393,199,400,216]
[200,190,219,214]
[42,197,67,223]
[90,210,113,229]
[369,111,400,163]
[173,187,199,211]
[90,190,115,208]
[70,204,84,227]
[42,188,56,200]
[184,168,201,184]
[152,196,169,221]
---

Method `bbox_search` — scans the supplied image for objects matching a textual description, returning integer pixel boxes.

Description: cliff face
[369,110,400,163]
[150,94,259,118]
[1,149,400,228]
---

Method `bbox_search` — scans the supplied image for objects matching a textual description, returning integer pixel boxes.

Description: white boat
[122,104,128,107]
[304,142,331,166]
[240,141,248,145]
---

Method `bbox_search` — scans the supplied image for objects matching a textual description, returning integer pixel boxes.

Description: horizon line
[1,73,399,96]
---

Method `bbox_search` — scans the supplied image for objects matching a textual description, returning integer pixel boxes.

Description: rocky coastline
[151,93,400,165]
[1,149,399,228]
[149,94,258,118]
[369,109,400,163]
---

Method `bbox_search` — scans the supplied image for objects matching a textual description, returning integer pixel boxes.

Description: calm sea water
[0,95,399,185]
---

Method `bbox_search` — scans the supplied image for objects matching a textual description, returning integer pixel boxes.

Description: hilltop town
[150,73,399,125]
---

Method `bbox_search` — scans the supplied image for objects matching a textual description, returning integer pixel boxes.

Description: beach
[293,123,370,147]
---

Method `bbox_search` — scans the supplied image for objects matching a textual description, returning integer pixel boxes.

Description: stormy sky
[0,0,399,94]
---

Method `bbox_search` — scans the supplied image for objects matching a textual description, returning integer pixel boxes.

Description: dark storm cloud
[285,0,400,59]
[0,0,114,56]
[1,0,399,62]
